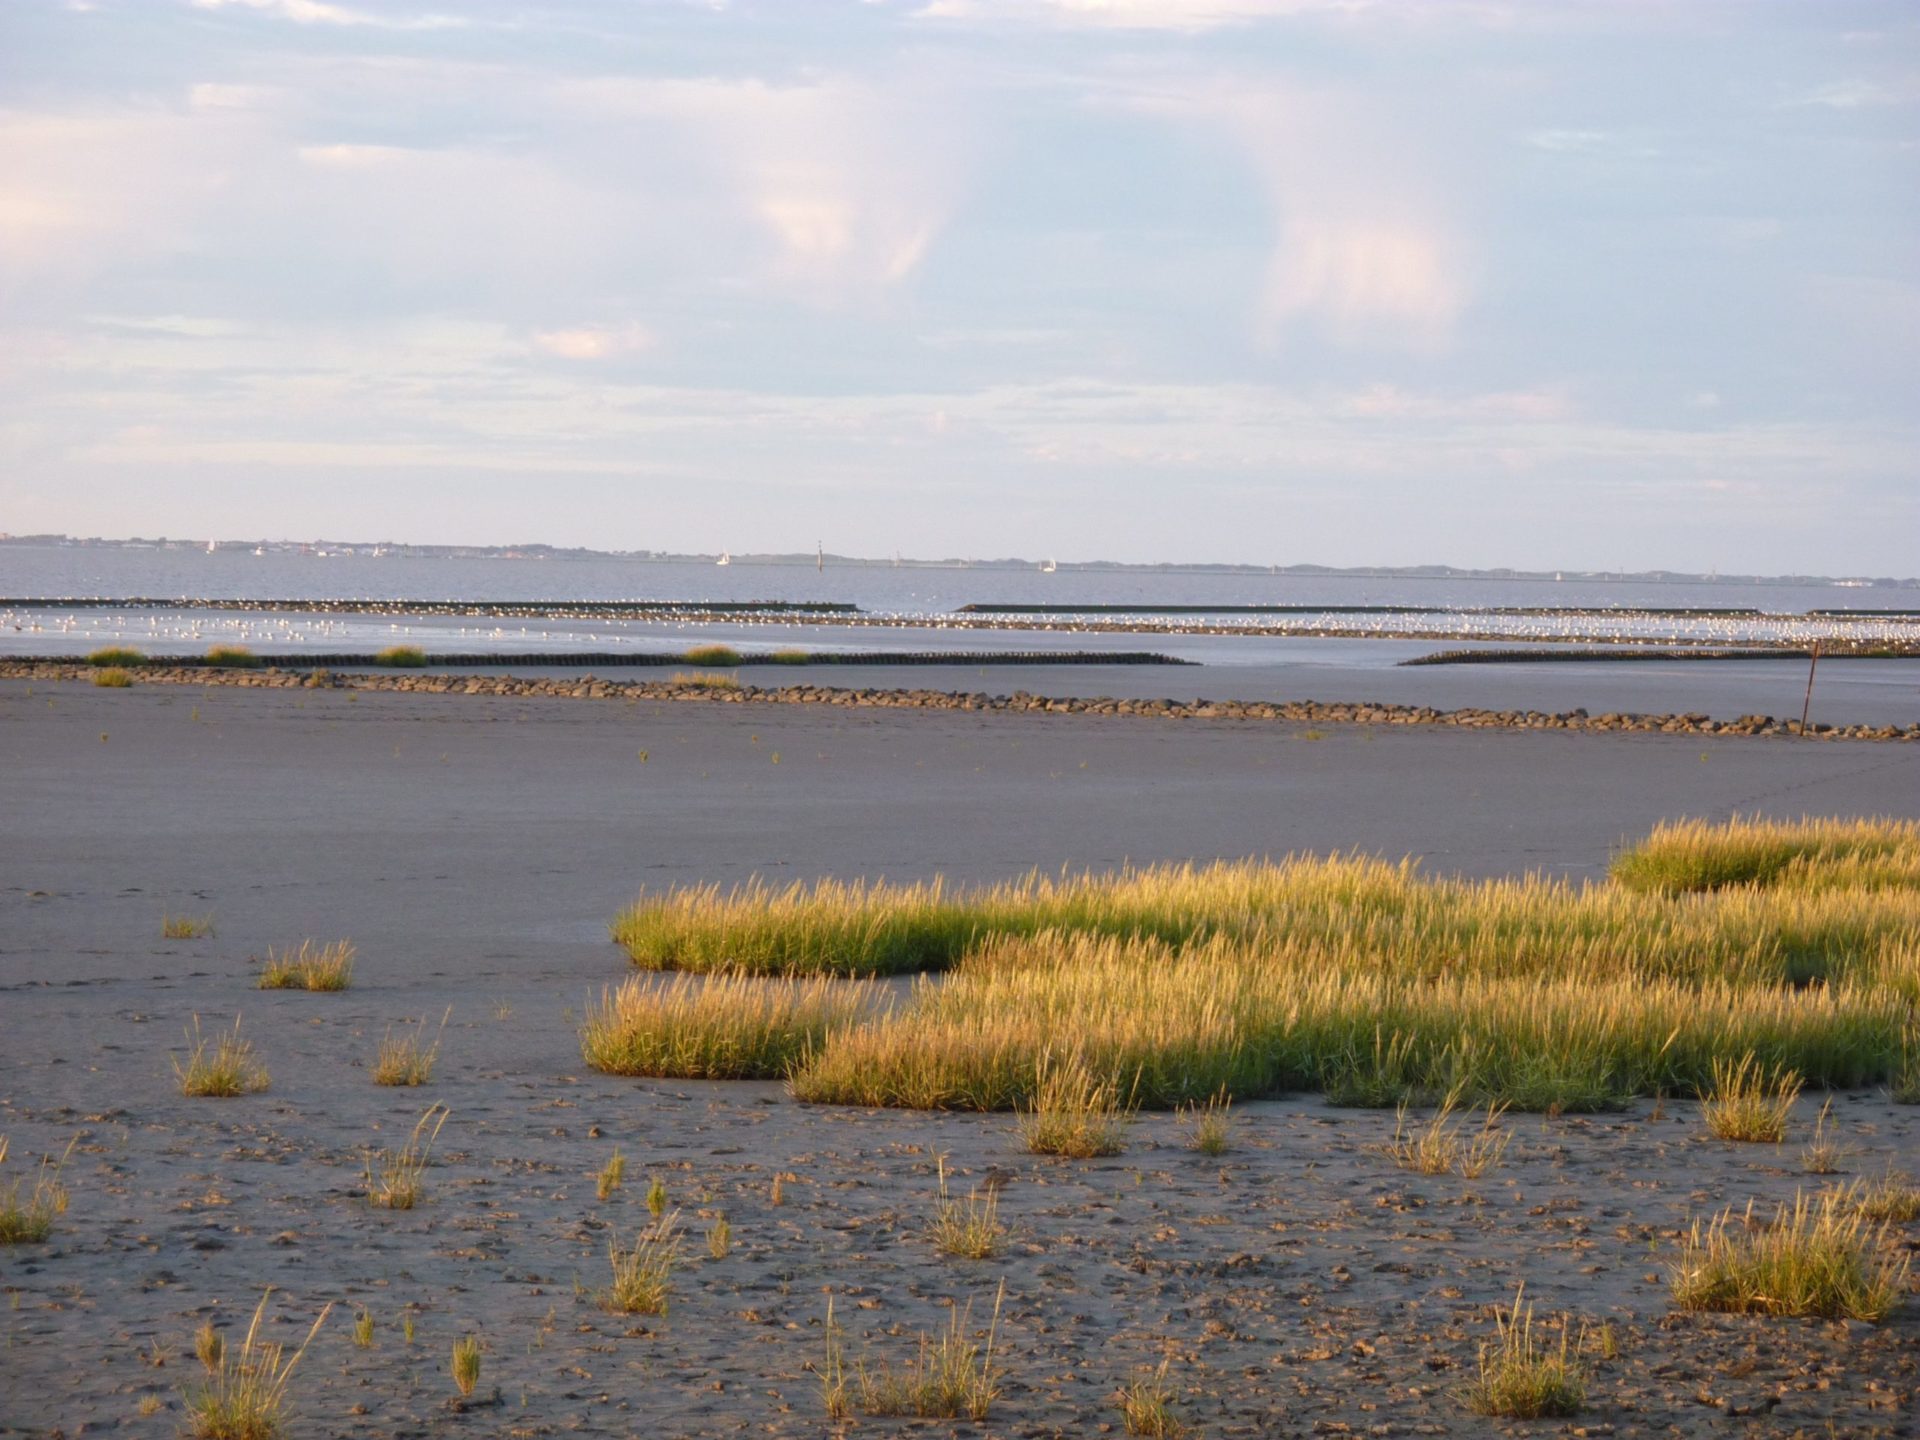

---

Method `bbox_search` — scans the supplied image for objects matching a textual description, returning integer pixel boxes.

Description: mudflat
[2,681,1917,1437]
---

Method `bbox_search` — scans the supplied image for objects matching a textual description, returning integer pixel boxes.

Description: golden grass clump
[1379,1089,1512,1178]
[706,1215,732,1259]
[928,1155,1005,1259]
[1671,1188,1912,1321]
[450,1337,481,1397]
[372,1010,446,1086]
[92,667,134,688]
[682,643,743,666]
[1119,1356,1185,1438]
[87,646,144,666]
[1181,1090,1233,1155]
[771,648,811,664]
[373,645,428,667]
[581,972,879,1080]
[181,1291,330,1440]
[1462,1285,1585,1419]
[1611,815,1920,894]
[364,1104,449,1209]
[203,645,262,669]
[667,669,741,689]
[257,939,355,991]
[0,1136,73,1244]
[174,1017,269,1097]
[596,1148,626,1200]
[602,1211,681,1315]
[1700,1052,1802,1142]
[1847,1168,1920,1224]
[163,911,216,940]
[1018,1049,1134,1157]
[822,1283,1004,1422]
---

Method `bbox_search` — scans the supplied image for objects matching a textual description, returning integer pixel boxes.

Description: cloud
[565,74,981,301]
[187,0,468,30]
[532,323,655,360]
[916,0,1377,31]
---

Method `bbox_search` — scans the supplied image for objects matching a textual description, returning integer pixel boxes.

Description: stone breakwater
[10,660,1917,741]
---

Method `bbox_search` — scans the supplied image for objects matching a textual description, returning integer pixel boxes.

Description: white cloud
[187,0,467,30]
[532,323,655,360]
[916,0,1376,31]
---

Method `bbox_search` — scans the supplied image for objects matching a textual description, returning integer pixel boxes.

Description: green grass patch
[771,648,812,664]
[87,647,144,667]
[257,939,355,991]
[373,645,429,667]
[683,644,743,666]
[1671,1187,1911,1321]
[204,645,263,669]
[92,667,134,687]
[581,973,880,1080]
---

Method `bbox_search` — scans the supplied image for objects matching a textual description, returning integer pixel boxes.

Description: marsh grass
[1612,815,1920,894]
[1701,1053,1802,1142]
[373,1009,447,1086]
[1119,1356,1185,1438]
[706,1215,731,1259]
[580,973,879,1080]
[928,1155,1004,1258]
[0,1136,74,1244]
[87,646,144,666]
[1380,1089,1512,1178]
[602,1211,681,1315]
[596,1148,626,1201]
[373,645,428,667]
[1894,1023,1920,1104]
[93,667,134,687]
[1847,1168,1920,1223]
[203,645,261,669]
[1462,1285,1585,1419]
[1801,1096,1843,1174]
[352,1310,374,1348]
[163,912,216,940]
[1182,1090,1233,1155]
[1019,1049,1134,1157]
[180,1291,330,1440]
[683,644,743,666]
[771,648,811,664]
[668,670,741,690]
[1671,1188,1911,1321]
[364,1104,449,1209]
[257,939,355,991]
[646,1175,667,1217]
[173,1016,269,1097]
[451,1336,481,1397]
[194,1322,223,1373]
[827,1282,1005,1422]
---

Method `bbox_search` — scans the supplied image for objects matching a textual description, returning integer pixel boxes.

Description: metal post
[1799,639,1820,736]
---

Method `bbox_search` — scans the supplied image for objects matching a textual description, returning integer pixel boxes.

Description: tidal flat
[2,681,1918,1436]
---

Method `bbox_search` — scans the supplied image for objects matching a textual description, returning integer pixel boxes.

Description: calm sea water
[0,545,1908,615]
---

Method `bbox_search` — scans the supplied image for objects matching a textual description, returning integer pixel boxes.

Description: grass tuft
[257,939,355,991]
[88,646,144,666]
[173,1016,269,1097]
[0,1136,74,1244]
[826,1281,1005,1421]
[602,1211,681,1314]
[1119,1355,1186,1438]
[1700,1052,1801,1142]
[928,1155,1004,1259]
[364,1104,449,1209]
[682,644,742,666]
[1379,1088,1511,1177]
[668,670,741,689]
[373,645,428,667]
[180,1290,330,1440]
[771,648,811,665]
[163,912,216,940]
[373,1009,446,1086]
[1671,1187,1911,1321]
[581,972,879,1080]
[451,1336,481,1397]
[1181,1090,1234,1155]
[596,1148,626,1201]
[1846,1168,1920,1223]
[1801,1096,1843,1174]
[93,667,134,687]
[1462,1284,1586,1419]
[706,1214,731,1259]
[204,645,262,669]
[1018,1049,1134,1158]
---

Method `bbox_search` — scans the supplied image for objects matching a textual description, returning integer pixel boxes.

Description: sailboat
[1040,557,1057,574]
[817,542,824,574]
[716,551,731,567]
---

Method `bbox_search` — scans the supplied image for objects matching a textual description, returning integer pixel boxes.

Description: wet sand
[2,681,1917,1437]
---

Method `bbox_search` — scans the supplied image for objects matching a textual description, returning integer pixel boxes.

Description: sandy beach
[3,681,1918,1437]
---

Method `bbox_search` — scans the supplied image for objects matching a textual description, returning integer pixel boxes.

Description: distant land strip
[0,597,859,615]
[1398,647,1913,666]
[6,649,1192,669]
[959,602,1779,618]
[7,661,1913,742]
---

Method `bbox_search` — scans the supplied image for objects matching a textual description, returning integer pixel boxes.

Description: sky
[0,0,1915,573]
